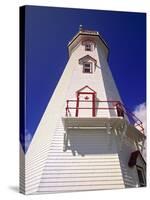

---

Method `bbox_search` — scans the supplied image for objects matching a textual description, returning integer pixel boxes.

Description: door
[75,92,95,117]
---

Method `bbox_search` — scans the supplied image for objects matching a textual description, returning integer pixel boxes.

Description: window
[85,43,92,51]
[136,166,146,187]
[83,63,92,73]
[82,40,95,51]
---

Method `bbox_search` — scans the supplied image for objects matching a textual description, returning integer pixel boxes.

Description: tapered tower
[21,26,146,194]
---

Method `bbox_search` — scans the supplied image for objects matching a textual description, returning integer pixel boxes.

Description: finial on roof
[79,24,83,31]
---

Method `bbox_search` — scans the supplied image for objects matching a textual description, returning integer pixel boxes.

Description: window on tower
[83,62,93,73]
[85,43,92,51]
[82,40,95,51]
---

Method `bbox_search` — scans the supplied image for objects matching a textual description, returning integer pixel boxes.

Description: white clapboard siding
[20,144,25,193]
[40,172,122,178]
[37,185,124,193]
[44,161,120,166]
[37,120,125,193]
[40,176,123,182]
[118,137,137,187]
[40,180,124,187]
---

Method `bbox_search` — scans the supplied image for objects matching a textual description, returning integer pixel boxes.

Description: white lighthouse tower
[20,26,146,194]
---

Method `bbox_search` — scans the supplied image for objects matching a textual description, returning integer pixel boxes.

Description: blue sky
[21,6,146,152]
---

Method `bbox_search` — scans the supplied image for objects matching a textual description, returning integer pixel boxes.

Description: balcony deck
[62,116,145,143]
[62,116,123,129]
[62,99,145,137]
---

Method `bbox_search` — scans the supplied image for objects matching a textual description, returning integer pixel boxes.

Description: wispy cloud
[133,102,146,132]
[133,102,146,159]
[24,129,32,152]
[20,129,32,153]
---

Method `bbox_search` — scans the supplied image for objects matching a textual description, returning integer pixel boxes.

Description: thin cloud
[133,102,146,160]
[133,102,146,132]
[25,129,32,152]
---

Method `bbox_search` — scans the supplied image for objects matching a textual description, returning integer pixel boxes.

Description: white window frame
[83,62,93,73]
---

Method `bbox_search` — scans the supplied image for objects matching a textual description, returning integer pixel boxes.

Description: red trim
[76,85,96,94]
[76,86,96,117]
[67,100,118,103]
[76,92,96,117]
[75,93,79,117]
[78,93,92,117]
[92,93,96,117]
[66,100,69,116]
[78,92,95,94]
[68,107,116,110]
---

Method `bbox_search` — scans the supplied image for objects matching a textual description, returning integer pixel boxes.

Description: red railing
[121,104,144,134]
[65,100,144,134]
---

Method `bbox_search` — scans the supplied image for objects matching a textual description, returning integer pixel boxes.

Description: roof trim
[79,55,97,65]
[68,33,108,50]
[76,85,96,94]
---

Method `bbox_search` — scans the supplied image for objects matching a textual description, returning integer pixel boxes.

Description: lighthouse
[20,26,146,194]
